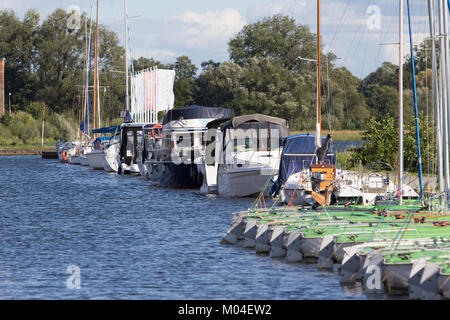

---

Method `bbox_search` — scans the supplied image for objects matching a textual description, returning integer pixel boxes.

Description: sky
[0,0,434,78]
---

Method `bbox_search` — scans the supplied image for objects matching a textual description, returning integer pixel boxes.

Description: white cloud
[159,8,246,53]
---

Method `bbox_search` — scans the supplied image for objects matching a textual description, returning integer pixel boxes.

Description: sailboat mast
[398,0,404,205]
[406,0,424,199]
[428,0,444,195]
[442,0,450,195]
[93,0,99,134]
[316,0,322,148]
[438,0,450,195]
[125,0,130,112]
[81,16,89,142]
[86,5,93,136]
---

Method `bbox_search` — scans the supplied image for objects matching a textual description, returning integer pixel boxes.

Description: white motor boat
[144,105,232,188]
[57,141,79,163]
[200,114,289,197]
[117,123,145,175]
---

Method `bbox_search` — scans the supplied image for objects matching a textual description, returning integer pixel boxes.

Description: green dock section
[223,198,450,299]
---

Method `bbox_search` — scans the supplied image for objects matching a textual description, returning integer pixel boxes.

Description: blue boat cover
[94,137,111,142]
[92,126,120,134]
[80,121,87,134]
[271,134,337,197]
[162,105,232,125]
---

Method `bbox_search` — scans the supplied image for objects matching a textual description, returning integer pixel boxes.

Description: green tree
[132,56,167,72]
[228,14,316,72]
[350,115,398,168]
[0,9,40,106]
[173,56,198,108]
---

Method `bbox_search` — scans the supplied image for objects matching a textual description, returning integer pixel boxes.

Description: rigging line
[346,25,370,74]
[339,0,376,69]
[360,31,370,79]
[327,0,352,53]
[367,3,399,76]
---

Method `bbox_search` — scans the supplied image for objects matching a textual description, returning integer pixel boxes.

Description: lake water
[0,156,383,299]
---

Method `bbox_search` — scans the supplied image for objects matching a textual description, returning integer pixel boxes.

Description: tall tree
[173,56,197,108]
[228,14,316,72]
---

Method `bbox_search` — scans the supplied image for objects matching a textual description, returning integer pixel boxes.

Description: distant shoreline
[0,146,54,156]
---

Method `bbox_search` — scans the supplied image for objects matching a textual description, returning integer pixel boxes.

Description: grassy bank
[290,130,362,141]
[0,144,55,156]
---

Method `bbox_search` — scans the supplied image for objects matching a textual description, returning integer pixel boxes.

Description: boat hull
[138,162,148,178]
[70,155,81,165]
[218,167,275,197]
[86,151,105,170]
[145,161,203,188]
[280,188,314,206]
[103,144,119,172]
[80,155,89,166]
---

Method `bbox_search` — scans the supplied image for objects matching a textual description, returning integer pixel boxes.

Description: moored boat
[145,105,231,188]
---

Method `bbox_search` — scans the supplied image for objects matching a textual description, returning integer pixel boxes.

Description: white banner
[130,68,175,123]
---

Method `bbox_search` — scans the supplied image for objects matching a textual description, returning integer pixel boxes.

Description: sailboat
[69,8,95,166]
[84,0,105,170]
[273,0,337,207]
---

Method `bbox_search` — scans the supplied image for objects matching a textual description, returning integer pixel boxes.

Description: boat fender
[414,217,426,224]
[151,125,163,139]
[62,151,67,161]
[433,222,447,227]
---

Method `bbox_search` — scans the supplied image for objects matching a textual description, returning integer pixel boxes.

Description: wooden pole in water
[0,59,4,118]
[41,106,45,146]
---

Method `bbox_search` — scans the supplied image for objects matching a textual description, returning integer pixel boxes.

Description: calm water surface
[0,156,383,299]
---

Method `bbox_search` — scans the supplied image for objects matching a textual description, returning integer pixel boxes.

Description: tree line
[0,10,437,156]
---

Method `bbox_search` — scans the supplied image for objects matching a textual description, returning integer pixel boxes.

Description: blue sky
[0,0,433,78]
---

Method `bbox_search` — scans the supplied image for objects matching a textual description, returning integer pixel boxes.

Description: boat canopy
[220,114,289,131]
[162,105,232,125]
[92,126,120,134]
[205,118,231,129]
[219,114,290,149]
[271,134,337,197]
